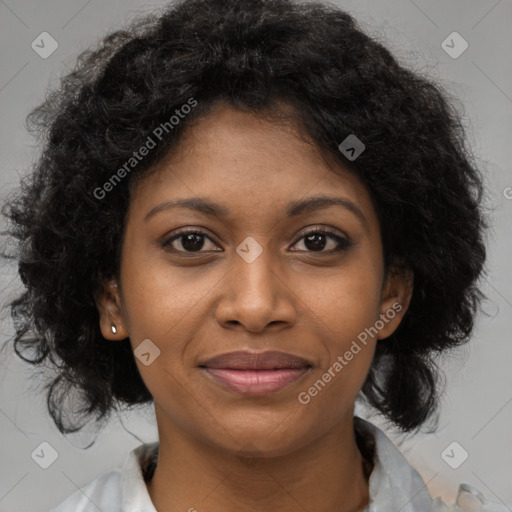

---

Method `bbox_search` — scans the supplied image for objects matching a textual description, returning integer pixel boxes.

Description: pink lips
[199,350,312,396]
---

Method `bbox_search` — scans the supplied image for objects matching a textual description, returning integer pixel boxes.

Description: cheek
[297,258,381,397]
[119,240,219,341]
[297,294,377,425]
[301,257,383,344]
[118,245,213,397]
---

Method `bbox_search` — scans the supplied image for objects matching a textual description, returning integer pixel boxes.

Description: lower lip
[201,367,310,396]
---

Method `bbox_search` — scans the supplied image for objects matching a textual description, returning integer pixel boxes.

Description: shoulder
[51,469,122,512]
[50,441,159,512]
[355,418,509,512]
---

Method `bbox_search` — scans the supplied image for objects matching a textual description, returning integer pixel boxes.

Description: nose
[214,244,297,333]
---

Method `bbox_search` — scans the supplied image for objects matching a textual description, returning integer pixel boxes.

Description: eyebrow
[144,195,368,228]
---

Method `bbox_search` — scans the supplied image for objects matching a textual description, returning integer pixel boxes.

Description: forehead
[130,104,380,233]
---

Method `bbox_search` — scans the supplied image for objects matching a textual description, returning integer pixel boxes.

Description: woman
[1,0,506,510]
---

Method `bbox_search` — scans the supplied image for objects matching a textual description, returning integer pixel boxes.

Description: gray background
[0,0,511,510]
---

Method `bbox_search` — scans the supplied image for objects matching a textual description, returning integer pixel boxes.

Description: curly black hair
[1,0,488,436]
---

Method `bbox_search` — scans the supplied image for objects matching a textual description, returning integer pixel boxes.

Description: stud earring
[111,325,117,334]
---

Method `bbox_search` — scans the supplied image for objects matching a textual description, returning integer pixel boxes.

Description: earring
[111,325,117,334]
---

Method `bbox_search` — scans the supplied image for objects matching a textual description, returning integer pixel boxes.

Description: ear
[377,263,414,341]
[94,278,129,340]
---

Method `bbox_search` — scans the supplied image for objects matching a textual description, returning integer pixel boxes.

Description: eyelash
[161,227,352,255]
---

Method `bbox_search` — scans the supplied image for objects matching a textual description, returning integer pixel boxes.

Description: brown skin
[96,103,413,512]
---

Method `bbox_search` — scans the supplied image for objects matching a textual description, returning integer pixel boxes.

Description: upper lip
[199,350,312,370]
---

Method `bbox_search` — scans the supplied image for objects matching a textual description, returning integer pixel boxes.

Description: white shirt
[51,418,509,512]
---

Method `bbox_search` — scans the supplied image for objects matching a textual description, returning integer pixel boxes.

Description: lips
[199,350,312,370]
[199,350,312,396]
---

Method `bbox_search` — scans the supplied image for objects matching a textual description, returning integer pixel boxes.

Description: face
[96,103,413,458]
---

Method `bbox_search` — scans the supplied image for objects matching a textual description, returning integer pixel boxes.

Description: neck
[146,412,372,512]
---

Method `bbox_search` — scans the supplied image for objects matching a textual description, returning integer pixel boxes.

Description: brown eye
[291,229,352,253]
[162,230,220,253]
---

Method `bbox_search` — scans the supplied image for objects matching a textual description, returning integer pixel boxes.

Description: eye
[161,229,221,254]
[290,228,352,254]
[161,227,352,255]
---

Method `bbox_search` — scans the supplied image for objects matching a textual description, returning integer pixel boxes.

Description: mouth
[198,350,312,396]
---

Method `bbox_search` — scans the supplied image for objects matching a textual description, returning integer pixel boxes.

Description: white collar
[358,419,433,511]
[121,440,158,512]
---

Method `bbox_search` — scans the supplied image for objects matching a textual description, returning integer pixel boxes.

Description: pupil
[182,233,204,251]
[305,233,326,251]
